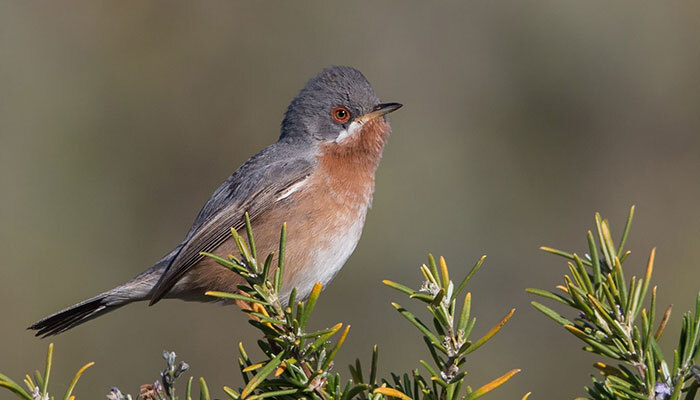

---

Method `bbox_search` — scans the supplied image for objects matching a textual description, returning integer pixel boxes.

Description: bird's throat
[325,117,391,162]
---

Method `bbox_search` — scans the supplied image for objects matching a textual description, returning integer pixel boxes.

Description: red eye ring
[331,106,351,123]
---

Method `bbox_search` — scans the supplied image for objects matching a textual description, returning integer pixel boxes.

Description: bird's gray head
[280,66,401,143]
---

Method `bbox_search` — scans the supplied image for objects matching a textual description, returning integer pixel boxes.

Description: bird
[29,66,402,337]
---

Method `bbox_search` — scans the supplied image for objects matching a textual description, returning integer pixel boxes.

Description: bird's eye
[331,106,351,123]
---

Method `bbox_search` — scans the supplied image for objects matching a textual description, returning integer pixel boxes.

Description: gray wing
[149,142,315,304]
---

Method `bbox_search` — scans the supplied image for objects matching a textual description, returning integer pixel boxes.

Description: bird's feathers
[149,142,316,304]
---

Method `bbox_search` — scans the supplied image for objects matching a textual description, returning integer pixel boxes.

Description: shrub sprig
[529,206,700,400]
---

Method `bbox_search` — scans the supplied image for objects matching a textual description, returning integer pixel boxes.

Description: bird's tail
[28,293,126,337]
[28,248,183,337]
[27,265,166,337]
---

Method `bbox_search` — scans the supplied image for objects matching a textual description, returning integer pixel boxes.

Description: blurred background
[2,1,700,398]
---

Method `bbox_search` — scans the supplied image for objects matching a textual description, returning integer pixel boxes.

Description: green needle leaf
[240,352,285,399]
[383,280,415,295]
[247,388,301,400]
[617,205,635,258]
[392,302,447,354]
[41,343,53,397]
[205,291,269,305]
[322,325,351,370]
[464,369,520,400]
[452,255,486,302]
[540,247,592,266]
[187,376,194,400]
[199,252,247,273]
[300,282,322,329]
[199,377,211,400]
[222,386,239,399]
[244,212,257,262]
[275,222,287,293]
[464,309,515,355]
[0,376,33,400]
[531,301,573,326]
[458,292,472,335]
[525,288,575,307]
[587,230,602,286]
[63,361,94,400]
[374,387,413,400]
[369,345,379,385]
[427,254,440,288]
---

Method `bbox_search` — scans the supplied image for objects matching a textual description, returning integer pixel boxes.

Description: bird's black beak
[355,102,402,125]
[372,102,403,117]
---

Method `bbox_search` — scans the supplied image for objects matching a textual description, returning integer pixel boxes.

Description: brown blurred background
[2,1,700,398]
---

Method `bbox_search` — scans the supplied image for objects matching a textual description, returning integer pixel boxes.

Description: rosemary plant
[381,255,522,400]
[107,351,198,400]
[1,213,521,399]
[528,206,700,400]
[0,343,93,400]
[199,213,522,400]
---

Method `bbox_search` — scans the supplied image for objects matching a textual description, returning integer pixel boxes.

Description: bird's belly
[280,214,364,301]
[179,184,369,304]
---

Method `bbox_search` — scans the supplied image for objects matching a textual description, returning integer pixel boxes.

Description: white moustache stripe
[335,120,364,143]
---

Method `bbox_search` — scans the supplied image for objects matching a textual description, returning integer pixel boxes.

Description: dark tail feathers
[28,294,124,337]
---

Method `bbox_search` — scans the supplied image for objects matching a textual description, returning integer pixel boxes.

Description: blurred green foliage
[530,207,700,399]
